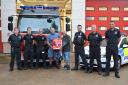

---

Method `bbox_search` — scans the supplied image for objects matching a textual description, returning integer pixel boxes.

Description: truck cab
[8,6,70,65]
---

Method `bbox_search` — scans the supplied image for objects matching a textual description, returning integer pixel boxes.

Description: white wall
[1,0,16,53]
[72,0,86,40]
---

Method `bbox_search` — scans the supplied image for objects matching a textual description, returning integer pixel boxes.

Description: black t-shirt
[8,34,22,48]
[105,28,121,45]
[23,34,34,47]
[73,31,86,46]
[88,32,102,46]
[34,35,47,47]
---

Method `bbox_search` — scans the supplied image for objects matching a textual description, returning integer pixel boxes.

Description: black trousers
[24,46,34,68]
[105,45,119,74]
[36,47,47,67]
[89,46,102,71]
[10,48,21,69]
[74,46,88,69]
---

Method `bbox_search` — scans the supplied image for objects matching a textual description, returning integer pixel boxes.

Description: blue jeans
[63,52,70,65]
[48,48,61,61]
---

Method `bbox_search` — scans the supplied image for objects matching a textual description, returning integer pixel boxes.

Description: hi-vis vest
[52,38,62,50]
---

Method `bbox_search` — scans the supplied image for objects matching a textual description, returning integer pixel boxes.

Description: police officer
[103,21,121,78]
[88,25,102,75]
[8,27,22,71]
[34,28,47,68]
[23,27,34,70]
[72,25,88,72]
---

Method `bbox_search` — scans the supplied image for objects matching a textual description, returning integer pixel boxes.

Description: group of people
[8,27,71,71]
[72,21,121,78]
[8,21,121,78]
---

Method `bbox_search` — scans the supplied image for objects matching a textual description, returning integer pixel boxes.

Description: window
[99,17,107,21]
[99,26,107,30]
[86,7,95,11]
[86,16,94,21]
[123,17,128,21]
[111,7,119,11]
[124,7,128,11]
[111,17,119,21]
[99,7,107,11]
[123,27,128,30]
[120,38,128,48]
[86,26,92,30]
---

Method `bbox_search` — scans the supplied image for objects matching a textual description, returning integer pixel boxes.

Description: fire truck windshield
[18,15,61,34]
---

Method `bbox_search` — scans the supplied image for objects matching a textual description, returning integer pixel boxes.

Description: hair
[110,21,115,23]
[77,25,82,27]
[50,27,55,30]
[27,27,31,30]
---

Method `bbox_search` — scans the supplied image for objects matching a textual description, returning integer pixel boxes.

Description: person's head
[27,27,32,34]
[50,27,55,34]
[14,27,19,35]
[62,30,67,36]
[91,24,96,32]
[39,28,43,34]
[77,25,82,32]
[110,21,115,29]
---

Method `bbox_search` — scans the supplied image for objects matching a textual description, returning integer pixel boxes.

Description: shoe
[64,65,70,70]
[56,64,61,69]
[88,69,93,73]
[24,67,28,70]
[98,71,102,75]
[115,74,120,78]
[30,66,34,69]
[103,73,109,77]
[66,65,70,70]
[71,67,78,71]
[49,63,53,67]
[9,68,13,72]
[17,67,23,71]
[85,70,88,73]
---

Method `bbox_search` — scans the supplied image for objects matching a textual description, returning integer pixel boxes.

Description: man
[8,27,22,71]
[47,27,61,69]
[23,27,34,70]
[72,25,88,72]
[103,21,121,78]
[34,28,48,68]
[62,31,71,70]
[88,25,102,75]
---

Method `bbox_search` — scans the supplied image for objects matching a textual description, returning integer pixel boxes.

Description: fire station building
[1,0,128,53]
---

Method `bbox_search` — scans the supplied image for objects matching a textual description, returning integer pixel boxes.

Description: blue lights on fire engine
[20,6,59,10]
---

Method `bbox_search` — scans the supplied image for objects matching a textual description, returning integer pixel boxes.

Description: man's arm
[8,35,12,44]
[117,30,121,43]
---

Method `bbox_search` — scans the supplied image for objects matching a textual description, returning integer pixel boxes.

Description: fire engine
[8,6,70,65]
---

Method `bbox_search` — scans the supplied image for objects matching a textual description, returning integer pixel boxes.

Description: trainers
[115,74,120,78]
[98,71,102,75]
[17,67,23,71]
[103,73,109,77]
[9,68,13,72]
[88,69,93,73]
[71,67,78,71]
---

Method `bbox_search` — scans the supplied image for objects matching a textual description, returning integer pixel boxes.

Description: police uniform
[23,34,34,69]
[8,34,22,71]
[88,32,102,73]
[73,31,88,71]
[34,35,47,68]
[104,28,121,77]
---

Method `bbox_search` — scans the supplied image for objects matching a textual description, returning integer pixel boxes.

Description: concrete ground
[0,53,128,85]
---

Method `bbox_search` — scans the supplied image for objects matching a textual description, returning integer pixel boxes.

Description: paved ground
[0,53,128,85]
